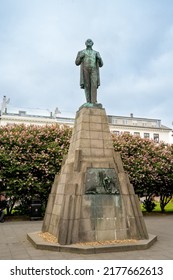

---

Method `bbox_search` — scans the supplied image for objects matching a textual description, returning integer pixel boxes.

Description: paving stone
[0,216,172,259]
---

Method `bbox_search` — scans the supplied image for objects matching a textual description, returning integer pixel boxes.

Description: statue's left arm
[96,52,103,67]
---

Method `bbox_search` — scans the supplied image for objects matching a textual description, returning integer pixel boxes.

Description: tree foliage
[0,125,173,214]
[0,124,72,214]
[112,133,173,212]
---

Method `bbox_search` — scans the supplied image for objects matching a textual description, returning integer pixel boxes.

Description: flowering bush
[0,125,173,214]
[0,124,72,214]
[112,133,173,212]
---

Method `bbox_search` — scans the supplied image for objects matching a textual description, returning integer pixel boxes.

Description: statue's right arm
[75,51,84,66]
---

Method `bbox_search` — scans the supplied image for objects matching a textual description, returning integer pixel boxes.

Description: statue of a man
[75,39,103,104]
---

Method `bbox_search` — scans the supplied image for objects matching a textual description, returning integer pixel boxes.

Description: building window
[133,121,138,126]
[112,117,117,124]
[19,110,26,116]
[153,133,159,143]
[113,130,120,135]
[123,119,128,125]
[134,132,140,136]
[144,133,150,139]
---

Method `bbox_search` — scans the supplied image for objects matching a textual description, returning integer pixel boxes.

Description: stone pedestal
[42,105,149,245]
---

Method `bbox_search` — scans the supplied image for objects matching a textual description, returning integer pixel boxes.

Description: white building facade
[0,107,172,144]
[108,114,172,144]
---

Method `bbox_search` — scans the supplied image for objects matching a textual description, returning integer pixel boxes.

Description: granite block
[42,106,150,246]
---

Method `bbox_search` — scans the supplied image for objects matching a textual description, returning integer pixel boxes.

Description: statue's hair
[85,39,94,46]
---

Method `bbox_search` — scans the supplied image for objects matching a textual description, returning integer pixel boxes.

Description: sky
[0,0,173,127]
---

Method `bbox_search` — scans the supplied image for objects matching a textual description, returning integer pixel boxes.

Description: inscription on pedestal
[85,168,120,194]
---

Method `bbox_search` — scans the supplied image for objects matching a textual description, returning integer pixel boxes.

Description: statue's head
[85,39,94,47]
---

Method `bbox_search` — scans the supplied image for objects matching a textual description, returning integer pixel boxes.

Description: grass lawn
[141,200,173,213]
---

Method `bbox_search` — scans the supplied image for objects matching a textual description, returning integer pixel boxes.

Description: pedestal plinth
[42,106,149,245]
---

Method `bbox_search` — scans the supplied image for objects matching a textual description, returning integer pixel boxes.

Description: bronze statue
[75,39,103,104]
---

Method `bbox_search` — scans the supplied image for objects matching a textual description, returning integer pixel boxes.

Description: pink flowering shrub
[0,124,173,214]
[0,124,72,214]
[112,133,173,212]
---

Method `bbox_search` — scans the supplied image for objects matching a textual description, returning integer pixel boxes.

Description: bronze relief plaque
[85,168,120,194]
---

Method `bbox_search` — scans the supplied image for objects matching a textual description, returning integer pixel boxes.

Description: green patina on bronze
[85,168,120,195]
[75,39,103,104]
[79,102,103,110]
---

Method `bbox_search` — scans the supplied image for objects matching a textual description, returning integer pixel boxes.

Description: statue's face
[85,39,94,47]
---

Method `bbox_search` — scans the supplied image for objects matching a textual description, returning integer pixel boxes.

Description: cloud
[0,0,173,126]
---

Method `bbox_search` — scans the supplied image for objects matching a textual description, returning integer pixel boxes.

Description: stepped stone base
[27,232,157,254]
[41,106,150,245]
